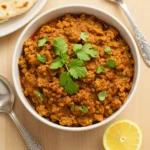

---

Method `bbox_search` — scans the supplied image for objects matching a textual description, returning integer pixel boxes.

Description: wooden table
[0,0,149,149]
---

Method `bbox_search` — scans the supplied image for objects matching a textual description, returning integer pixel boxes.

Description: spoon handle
[119,2,150,66]
[8,111,44,150]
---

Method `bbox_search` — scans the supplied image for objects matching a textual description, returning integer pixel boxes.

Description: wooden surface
[0,0,149,149]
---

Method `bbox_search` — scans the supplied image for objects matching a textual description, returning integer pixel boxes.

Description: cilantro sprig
[38,36,49,47]
[50,37,81,95]
[73,43,98,61]
[50,34,98,95]
[98,91,107,101]
[96,66,105,74]
[104,46,111,55]
[59,59,87,95]
[69,59,87,79]
[58,59,87,95]
[79,105,88,113]
[53,37,68,55]
[106,59,116,68]
[50,36,92,95]
[50,37,69,69]
[50,53,69,69]
[36,53,47,63]
[80,32,89,41]
[60,72,79,95]
[50,57,64,69]
[34,91,43,102]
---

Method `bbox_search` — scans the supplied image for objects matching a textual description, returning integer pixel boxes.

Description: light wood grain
[0,0,149,149]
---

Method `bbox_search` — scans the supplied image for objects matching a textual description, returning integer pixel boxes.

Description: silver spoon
[110,0,150,66]
[0,75,44,150]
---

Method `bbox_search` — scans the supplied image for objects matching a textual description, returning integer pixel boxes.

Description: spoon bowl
[0,75,14,113]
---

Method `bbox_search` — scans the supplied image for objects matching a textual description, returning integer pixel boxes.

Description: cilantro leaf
[69,59,84,67]
[96,66,105,74]
[60,72,79,95]
[104,46,111,55]
[34,91,43,102]
[61,53,69,64]
[76,51,91,61]
[69,59,87,79]
[74,43,98,61]
[36,53,47,63]
[38,36,49,47]
[53,37,68,56]
[106,59,116,68]
[69,67,87,79]
[71,104,75,111]
[59,72,69,86]
[50,54,69,69]
[85,48,98,57]
[65,78,79,95]
[98,91,107,101]
[80,32,89,41]
[73,44,82,52]
[82,43,98,57]
[50,57,64,69]
[82,43,92,50]
[79,105,88,113]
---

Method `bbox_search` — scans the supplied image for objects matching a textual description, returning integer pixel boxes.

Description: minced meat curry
[19,13,134,127]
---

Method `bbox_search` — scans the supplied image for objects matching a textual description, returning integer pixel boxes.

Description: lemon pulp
[103,120,142,150]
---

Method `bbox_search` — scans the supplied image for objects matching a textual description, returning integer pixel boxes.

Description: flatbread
[0,0,38,20]
[0,18,9,23]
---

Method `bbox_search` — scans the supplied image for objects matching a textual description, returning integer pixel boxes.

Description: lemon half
[103,120,142,150]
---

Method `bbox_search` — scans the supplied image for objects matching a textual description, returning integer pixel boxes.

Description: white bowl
[12,5,140,131]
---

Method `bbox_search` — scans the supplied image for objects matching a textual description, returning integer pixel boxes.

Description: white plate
[0,0,47,37]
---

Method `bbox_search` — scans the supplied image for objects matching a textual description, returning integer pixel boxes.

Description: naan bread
[0,0,38,20]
